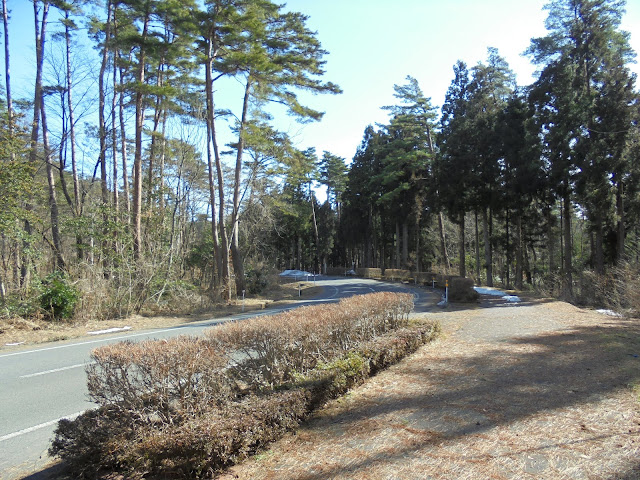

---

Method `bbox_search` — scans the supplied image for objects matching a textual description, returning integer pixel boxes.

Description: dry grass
[220,300,640,480]
[0,282,320,348]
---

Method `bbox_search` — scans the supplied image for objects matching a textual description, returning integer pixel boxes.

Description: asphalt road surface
[0,277,440,480]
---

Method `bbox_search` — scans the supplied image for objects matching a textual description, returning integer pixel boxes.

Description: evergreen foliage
[0,0,639,317]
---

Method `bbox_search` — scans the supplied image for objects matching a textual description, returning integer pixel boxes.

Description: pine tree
[527,0,637,294]
[318,151,348,220]
[376,76,438,271]
[342,126,384,268]
[438,61,473,277]
[466,48,516,286]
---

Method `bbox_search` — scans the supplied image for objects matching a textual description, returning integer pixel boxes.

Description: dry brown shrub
[52,292,423,479]
[87,336,232,423]
[119,389,312,478]
[360,321,441,374]
[49,406,137,478]
[206,292,414,389]
[577,262,640,316]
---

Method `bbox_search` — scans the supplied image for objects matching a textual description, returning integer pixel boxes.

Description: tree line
[0,0,638,320]
[0,0,342,316]
[342,0,639,303]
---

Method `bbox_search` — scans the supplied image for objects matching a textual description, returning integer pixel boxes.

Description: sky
[4,0,640,168]
[279,0,640,163]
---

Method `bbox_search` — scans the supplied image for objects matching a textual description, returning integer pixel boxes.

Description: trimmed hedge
[50,293,439,479]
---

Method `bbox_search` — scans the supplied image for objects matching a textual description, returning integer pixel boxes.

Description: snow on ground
[474,287,521,303]
[279,270,314,278]
[596,309,623,317]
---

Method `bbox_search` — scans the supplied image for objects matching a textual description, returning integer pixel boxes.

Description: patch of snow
[596,309,623,317]
[502,295,522,303]
[474,287,505,296]
[5,341,26,346]
[474,287,521,303]
[87,326,132,335]
[279,269,313,278]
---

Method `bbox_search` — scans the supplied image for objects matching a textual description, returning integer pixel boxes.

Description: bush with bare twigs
[577,262,640,317]
[86,336,232,424]
[51,293,435,479]
[208,292,414,389]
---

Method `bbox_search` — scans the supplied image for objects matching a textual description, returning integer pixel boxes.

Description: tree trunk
[505,207,510,288]
[562,189,573,299]
[118,65,131,217]
[482,208,492,287]
[0,234,6,301]
[310,190,320,274]
[395,222,400,269]
[365,204,373,268]
[616,181,625,263]
[2,0,12,130]
[415,216,421,273]
[132,6,150,261]
[111,50,119,213]
[402,222,408,269]
[594,217,604,275]
[64,10,80,216]
[438,211,450,272]
[40,97,65,270]
[230,78,252,295]
[158,109,167,212]
[515,212,523,290]
[474,210,480,283]
[23,0,50,287]
[459,212,466,278]
[146,71,164,211]
[3,0,15,294]
[204,43,222,290]
[112,8,129,219]
[98,1,112,275]
[547,207,555,273]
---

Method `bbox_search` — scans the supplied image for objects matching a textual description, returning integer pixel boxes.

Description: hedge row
[51,293,439,479]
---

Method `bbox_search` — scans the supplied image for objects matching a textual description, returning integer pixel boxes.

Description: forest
[0,0,639,322]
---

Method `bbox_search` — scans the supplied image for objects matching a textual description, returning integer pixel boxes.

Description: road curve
[0,277,440,479]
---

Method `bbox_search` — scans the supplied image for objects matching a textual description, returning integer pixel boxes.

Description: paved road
[0,277,439,480]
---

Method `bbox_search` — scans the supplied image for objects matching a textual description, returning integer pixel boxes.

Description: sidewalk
[220,296,640,479]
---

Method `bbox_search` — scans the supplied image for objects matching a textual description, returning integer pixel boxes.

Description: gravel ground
[219,293,640,480]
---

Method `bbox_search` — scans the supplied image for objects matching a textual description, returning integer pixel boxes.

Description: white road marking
[0,327,179,359]
[87,326,131,335]
[0,411,85,443]
[19,363,91,379]
[0,305,312,360]
[1,281,416,362]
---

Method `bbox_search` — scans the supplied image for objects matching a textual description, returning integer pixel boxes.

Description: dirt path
[220,296,640,479]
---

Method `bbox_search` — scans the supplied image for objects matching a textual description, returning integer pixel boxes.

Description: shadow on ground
[281,315,640,480]
[18,463,64,480]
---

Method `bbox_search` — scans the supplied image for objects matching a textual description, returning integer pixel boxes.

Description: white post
[445,279,449,304]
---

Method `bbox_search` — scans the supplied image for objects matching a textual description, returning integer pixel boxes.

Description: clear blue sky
[281,0,640,163]
[5,0,640,167]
